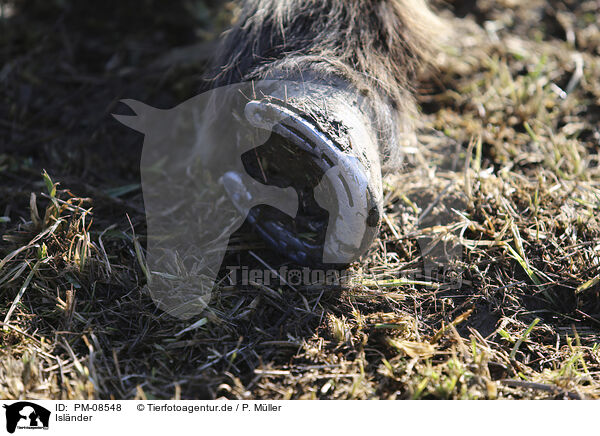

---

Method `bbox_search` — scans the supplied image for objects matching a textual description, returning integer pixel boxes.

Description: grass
[1,0,600,399]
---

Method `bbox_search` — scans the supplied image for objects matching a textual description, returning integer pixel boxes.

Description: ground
[1,0,599,399]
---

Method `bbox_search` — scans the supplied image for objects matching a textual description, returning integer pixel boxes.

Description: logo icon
[3,402,50,434]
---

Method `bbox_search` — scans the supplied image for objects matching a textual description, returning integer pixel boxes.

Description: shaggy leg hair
[210,0,443,167]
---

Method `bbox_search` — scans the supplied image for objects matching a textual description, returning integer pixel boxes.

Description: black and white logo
[3,402,50,434]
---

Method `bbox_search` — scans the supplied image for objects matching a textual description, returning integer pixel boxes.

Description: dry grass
[1,0,600,399]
